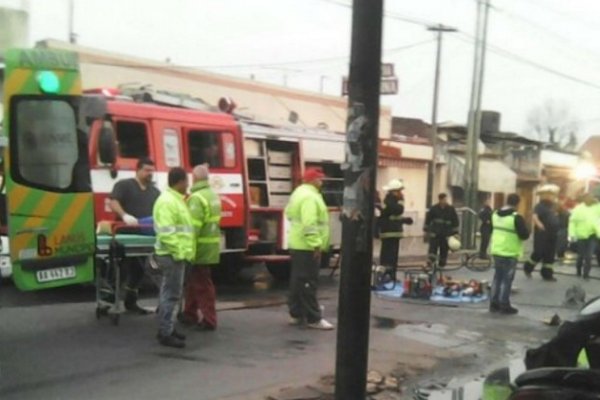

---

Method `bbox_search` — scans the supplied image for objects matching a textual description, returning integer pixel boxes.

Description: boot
[124,289,151,315]
[157,333,185,349]
[523,262,534,278]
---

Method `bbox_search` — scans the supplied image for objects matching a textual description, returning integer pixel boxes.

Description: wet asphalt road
[1,262,599,399]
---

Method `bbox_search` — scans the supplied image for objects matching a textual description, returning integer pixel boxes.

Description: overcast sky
[2,0,600,143]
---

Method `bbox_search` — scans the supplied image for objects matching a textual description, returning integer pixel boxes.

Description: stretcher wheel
[110,313,120,326]
[96,306,109,320]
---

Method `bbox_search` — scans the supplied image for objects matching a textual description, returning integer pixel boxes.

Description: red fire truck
[85,86,344,279]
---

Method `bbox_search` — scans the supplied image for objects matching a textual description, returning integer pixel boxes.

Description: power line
[454,32,600,91]
[490,4,600,66]
[317,0,438,27]
[84,39,434,72]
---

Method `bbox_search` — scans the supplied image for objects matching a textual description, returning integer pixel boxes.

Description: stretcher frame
[95,223,156,326]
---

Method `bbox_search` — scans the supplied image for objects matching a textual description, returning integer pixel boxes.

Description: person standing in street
[285,168,333,330]
[523,184,560,281]
[568,193,598,280]
[180,165,222,331]
[489,194,530,315]
[108,157,160,314]
[153,167,195,348]
[379,179,413,268]
[424,193,460,268]
[555,199,570,260]
[478,197,493,259]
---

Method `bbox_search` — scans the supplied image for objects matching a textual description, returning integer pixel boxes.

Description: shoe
[499,305,519,315]
[542,276,557,282]
[524,270,532,278]
[177,313,198,326]
[289,316,303,326]
[156,330,187,341]
[172,329,186,341]
[125,302,152,315]
[489,303,500,313]
[195,321,216,331]
[157,333,186,348]
[583,275,590,281]
[307,319,335,330]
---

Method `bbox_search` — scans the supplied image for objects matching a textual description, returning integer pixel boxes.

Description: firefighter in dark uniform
[523,184,560,281]
[424,193,460,267]
[379,179,413,267]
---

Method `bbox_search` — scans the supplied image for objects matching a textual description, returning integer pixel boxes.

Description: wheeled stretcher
[95,224,156,326]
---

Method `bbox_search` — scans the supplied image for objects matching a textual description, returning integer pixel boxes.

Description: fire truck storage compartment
[245,138,299,253]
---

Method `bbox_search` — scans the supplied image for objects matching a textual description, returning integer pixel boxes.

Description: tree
[526,99,579,148]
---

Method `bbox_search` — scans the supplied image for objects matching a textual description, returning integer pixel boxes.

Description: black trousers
[524,232,557,279]
[100,256,146,302]
[428,235,449,267]
[288,250,322,324]
[380,238,400,267]
[480,226,492,257]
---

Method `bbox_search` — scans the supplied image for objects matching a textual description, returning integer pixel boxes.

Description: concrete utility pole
[68,0,77,44]
[426,24,458,209]
[462,0,490,248]
[334,0,383,399]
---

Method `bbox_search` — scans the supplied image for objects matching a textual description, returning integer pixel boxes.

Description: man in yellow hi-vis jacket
[152,167,195,348]
[181,164,222,331]
[285,168,333,330]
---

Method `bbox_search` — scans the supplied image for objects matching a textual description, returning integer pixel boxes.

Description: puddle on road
[412,358,526,399]
[373,316,425,329]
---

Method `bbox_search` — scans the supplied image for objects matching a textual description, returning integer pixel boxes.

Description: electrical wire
[453,32,600,91]
[83,39,435,72]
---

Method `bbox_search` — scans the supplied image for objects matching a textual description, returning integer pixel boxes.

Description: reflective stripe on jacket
[379,192,405,239]
[188,181,222,266]
[285,183,330,251]
[491,212,522,258]
[153,187,195,262]
[569,203,597,240]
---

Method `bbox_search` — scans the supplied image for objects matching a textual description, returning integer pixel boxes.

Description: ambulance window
[188,131,222,168]
[12,98,79,190]
[116,121,149,159]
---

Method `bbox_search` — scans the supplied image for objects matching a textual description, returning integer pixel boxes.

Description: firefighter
[478,197,493,259]
[568,192,597,280]
[379,179,413,267]
[424,193,459,268]
[152,167,196,348]
[523,184,560,281]
[181,164,222,331]
[285,168,333,330]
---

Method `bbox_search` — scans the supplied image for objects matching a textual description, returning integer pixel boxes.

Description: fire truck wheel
[266,262,291,281]
[212,253,243,284]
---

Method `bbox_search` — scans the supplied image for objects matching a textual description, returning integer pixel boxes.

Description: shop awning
[448,155,517,193]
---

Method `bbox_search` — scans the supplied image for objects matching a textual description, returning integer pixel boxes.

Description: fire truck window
[116,121,149,159]
[188,131,222,168]
[14,99,79,190]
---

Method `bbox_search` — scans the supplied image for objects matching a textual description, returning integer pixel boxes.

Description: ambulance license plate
[36,266,76,283]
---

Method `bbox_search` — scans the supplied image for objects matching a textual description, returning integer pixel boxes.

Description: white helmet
[383,179,404,192]
[447,235,461,252]
[537,184,560,195]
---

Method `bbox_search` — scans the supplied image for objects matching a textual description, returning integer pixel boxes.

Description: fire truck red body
[85,87,344,278]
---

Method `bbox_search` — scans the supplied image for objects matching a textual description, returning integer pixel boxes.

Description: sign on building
[342,63,398,96]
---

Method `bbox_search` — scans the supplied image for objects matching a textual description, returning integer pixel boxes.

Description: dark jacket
[424,203,459,237]
[479,205,493,233]
[379,193,406,238]
[493,207,530,240]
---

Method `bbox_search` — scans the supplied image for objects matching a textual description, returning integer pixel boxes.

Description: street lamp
[573,161,597,192]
